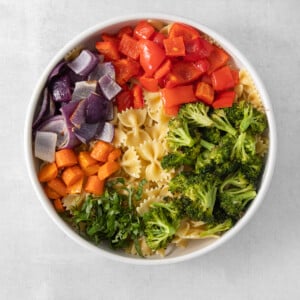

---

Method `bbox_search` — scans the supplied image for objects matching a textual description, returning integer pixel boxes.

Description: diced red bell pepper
[164,105,181,116]
[132,84,144,108]
[207,45,230,74]
[162,85,196,108]
[118,34,139,60]
[195,82,214,105]
[165,61,204,87]
[153,59,171,80]
[113,58,140,85]
[95,41,120,61]
[138,39,166,76]
[201,74,212,85]
[101,33,119,44]
[184,37,214,61]
[212,90,236,109]
[134,21,156,40]
[194,58,210,74]
[163,36,185,57]
[169,23,200,42]
[152,32,166,48]
[117,26,134,39]
[211,66,235,91]
[139,76,159,92]
[231,69,239,85]
[116,90,134,112]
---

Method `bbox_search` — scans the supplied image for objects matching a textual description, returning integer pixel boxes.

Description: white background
[1,0,299,299]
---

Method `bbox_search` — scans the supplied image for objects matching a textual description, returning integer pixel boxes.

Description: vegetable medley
[32,20,268,257]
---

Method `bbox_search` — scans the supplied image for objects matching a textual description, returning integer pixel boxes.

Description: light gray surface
[0,0,299,299]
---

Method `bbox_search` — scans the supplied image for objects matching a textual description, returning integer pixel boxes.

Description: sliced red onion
[60,101,79,126]
[32,88,49,129]
[37,115,68,148]
[98,74,122,100]
[106,100,114,121]
[62,126,80,149]
[67,68,88,84]
[48,61,66,82]
[51,74,72,102]
[70,99,86,128]
[74,122,103,144]
[88,61,115,81]
[85,93,108,124]
[71,80,97,102]
[95,122,114,143]
[67,50,99,76]
[34,131,57,162]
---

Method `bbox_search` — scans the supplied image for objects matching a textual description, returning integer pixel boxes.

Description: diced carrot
[90,141,114,162]
[38,162,58,182]
[78,151,98,169]
[195,81,214,105]
[47,178,67,197]
[66,177,84,194]
[162,85,196,108]
[118,34,139,60]
[83,163,100,176]
[98,161,120,181]
[53,198,65,213]
[61,165,84,187]
[107,148,122,161]
[85,175,105,195]
[164,105,180,116]
[44,185,60,200]
[163,36,185,57]
[55,149,78,168]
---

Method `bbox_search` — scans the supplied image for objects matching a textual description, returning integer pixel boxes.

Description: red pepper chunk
[169,23,200,42]
[184,37,214,61]
[134,21,156,40]
[163,36,185,57]
[212,91,236,109]
[207,45,229,74]
[162,85,196,108]
[195,82,214,105]
[138,39,166,76]
[132,85,144,109]
[139,76,159,92]
[116,90,134,112]
[95,41,120,61]
[118,34,139,60]
[211,66,235,91]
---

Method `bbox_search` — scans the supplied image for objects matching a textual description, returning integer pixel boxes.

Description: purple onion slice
[85,93,109,124]
[74,122,103,144]
[32,88,49,129]
[48,61,66,82]
[88,61,115,81]
[34,131,57,162]
[71,80,97,102]
[70,99,86,128]
[67,50,99,76]
[51,74,72,102]
[95,122,114,143]
[98,74,122,100]
[106,101,114,121]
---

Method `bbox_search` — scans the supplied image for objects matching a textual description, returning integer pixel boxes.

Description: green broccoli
[201,127,222,144]
[179,102,214,127]
[241,155,264,183]
[167,118,195,150]
[195,150,216,174]
[143,201,180,250]
[219,171,250,192]
[230,132,256,163]
[219,184,257,218]
[224,101,245,128]
[211,109,237,136]
[199,219,233,238]
[168,172,190,193]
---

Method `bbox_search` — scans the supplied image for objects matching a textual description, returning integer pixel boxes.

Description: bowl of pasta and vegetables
[25,14,276,264]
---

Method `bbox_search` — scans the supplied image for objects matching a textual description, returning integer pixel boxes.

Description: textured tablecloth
[1,0,299,299]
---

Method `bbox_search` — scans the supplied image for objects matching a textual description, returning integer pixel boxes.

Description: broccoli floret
[143,201,180,250]
[225,101,245,128]
[248,109,267,134]
[167,118,195,150]
[220,171,250,192]
[199,219,233,238]
[179,102,214,127]
[241,155,264,183]
[169,172,189,193]
[201,127,222,144]
[214,160,239,178]
[211,109,237,136]
[230,132,256,163]
[219,184,257,218]
[195,150,216,174]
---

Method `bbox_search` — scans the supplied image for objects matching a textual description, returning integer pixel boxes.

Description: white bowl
[24,14,277,265]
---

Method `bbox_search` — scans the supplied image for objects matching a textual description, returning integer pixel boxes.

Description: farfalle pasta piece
[136,195,163,215]
[121,147,142,178]
[112,124,127,148]
[126,128,152,148]
[138,140,165,162]
[118,108,147,128]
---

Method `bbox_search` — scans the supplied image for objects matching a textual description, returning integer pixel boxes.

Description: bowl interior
[25,15,276,265]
